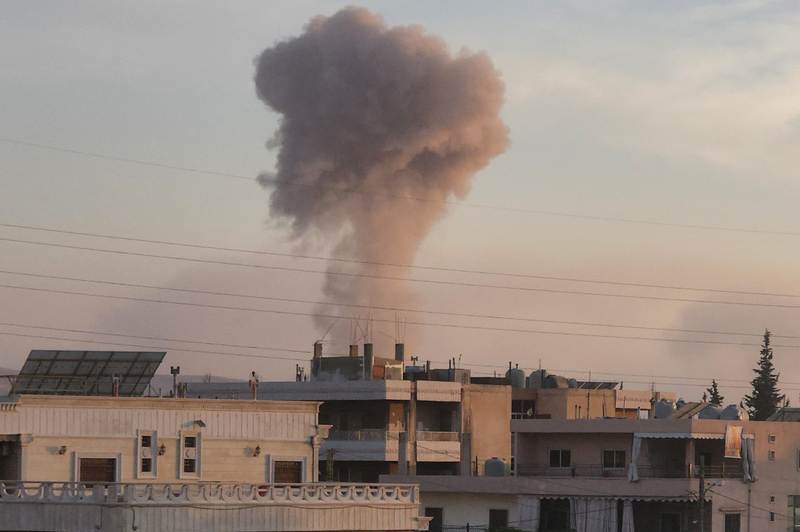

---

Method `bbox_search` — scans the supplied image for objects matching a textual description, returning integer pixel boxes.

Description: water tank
[654,399,676,419]
[567,378,579,389]
[543,375,570,389]
[697,405,722,420]
[506,367,526,388]
[528,370,547,389]
[484,457,507,477]
[720,404,749,421]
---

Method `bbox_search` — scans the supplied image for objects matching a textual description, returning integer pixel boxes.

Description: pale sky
[2,0,800,403]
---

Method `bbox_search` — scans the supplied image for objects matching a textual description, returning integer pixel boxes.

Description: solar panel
[11,350,165,397]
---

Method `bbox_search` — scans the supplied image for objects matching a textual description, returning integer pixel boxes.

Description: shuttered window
[274,460,303,483]
[80,458,116,483]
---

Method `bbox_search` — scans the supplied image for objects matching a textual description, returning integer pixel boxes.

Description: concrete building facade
[0,395,427,532]
[386,417,800,532]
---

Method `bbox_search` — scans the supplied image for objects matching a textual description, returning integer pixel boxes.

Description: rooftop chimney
[395,343,405,363]
[170,366,180,398]
[349,344,359,357]
[363,343,374,381]
[313,342,322,359]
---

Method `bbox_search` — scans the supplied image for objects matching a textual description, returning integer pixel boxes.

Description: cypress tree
[743,329,784,420]
[705,380,724,406]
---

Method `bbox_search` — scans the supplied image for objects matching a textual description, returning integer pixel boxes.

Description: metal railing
[693,464,744,479]
[515,463,744,479]
[515,464,628,478]
[417,431,460,442]
[326,429,402,442]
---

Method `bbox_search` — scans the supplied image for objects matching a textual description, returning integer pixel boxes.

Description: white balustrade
[0,482,418,506]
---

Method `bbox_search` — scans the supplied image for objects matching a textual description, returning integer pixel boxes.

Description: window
[603,450,625,469]
[274,460,303,483]
[425,507,443,532]
[769,449,776,460]
[724,513,741,532]
[769,434,777,443]
[137,430,157,479]
[771,512,775,522]
[549,449,571,468]
[73,452,121,485]
[770,495,776,503]
[80,458,116,483]
[489,509,508,530]
[179,430,201,479]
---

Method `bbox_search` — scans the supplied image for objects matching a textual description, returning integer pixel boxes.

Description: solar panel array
[12,350,165,397]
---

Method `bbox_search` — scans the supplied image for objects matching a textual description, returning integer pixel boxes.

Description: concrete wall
[419,492,518,529]
[0,396,319,484]
[516,432,634,467]
[463,384,511,464]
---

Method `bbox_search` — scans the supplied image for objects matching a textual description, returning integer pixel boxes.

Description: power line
[3,281,800,348]
[0,330,309,363]
[0,319,787,390]
[3,137,800,238]
[4,235,800,310]
[0,268,786,340]
[4,221,800,300]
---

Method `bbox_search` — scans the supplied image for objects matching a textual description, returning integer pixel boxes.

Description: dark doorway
[489,509,508,530]
[0,440,21,480]
[660,512,681,532]
[724,513,741,532]
[425,507,443,532]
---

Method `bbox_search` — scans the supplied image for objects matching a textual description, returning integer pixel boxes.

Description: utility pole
[698,455,705,532]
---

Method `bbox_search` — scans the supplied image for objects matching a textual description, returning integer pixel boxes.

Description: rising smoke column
[254,7,509,346]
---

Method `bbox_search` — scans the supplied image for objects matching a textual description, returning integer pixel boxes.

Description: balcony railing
[692,464,744,479]
[417,431,459,442]
[327,429,402,442]
[0,482,419,505]
[515,464,628,478]
[515,463,744,479]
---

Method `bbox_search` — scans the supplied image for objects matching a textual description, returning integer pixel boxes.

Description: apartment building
[187,342,512,482]
[0,350,427,532]
[387,416,800,532]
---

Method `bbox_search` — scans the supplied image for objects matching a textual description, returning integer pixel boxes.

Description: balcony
[515,463,744,479]
[322,430,405,461]
[0,481,423,532]
[416,432,460,462]
[417,431,459,442]
[328,429,401,442]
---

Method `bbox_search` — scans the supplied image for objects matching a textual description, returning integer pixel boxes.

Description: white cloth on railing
[516,495,540,532]
[571,498,618,532]
[628,436,642,482]
[742,437,757,482]
[621,499,635,532]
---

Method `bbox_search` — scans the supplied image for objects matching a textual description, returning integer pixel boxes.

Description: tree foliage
[705,380,724,406]
[743,329,785,421]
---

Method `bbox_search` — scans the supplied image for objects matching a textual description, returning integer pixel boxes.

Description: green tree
[743,329,785,420]
[705,380,724,406]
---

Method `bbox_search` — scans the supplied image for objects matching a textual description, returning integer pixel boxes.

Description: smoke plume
[254,7,509,347]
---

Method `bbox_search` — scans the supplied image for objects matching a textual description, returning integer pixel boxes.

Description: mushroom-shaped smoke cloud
[255,7,509,347]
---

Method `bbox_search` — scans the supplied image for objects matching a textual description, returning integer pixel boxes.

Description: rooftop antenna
[321,315,342,344]
[395,315,407,344]
[365,311,374,344]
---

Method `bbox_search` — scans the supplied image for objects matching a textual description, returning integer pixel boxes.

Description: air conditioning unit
[141,447,152,459]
